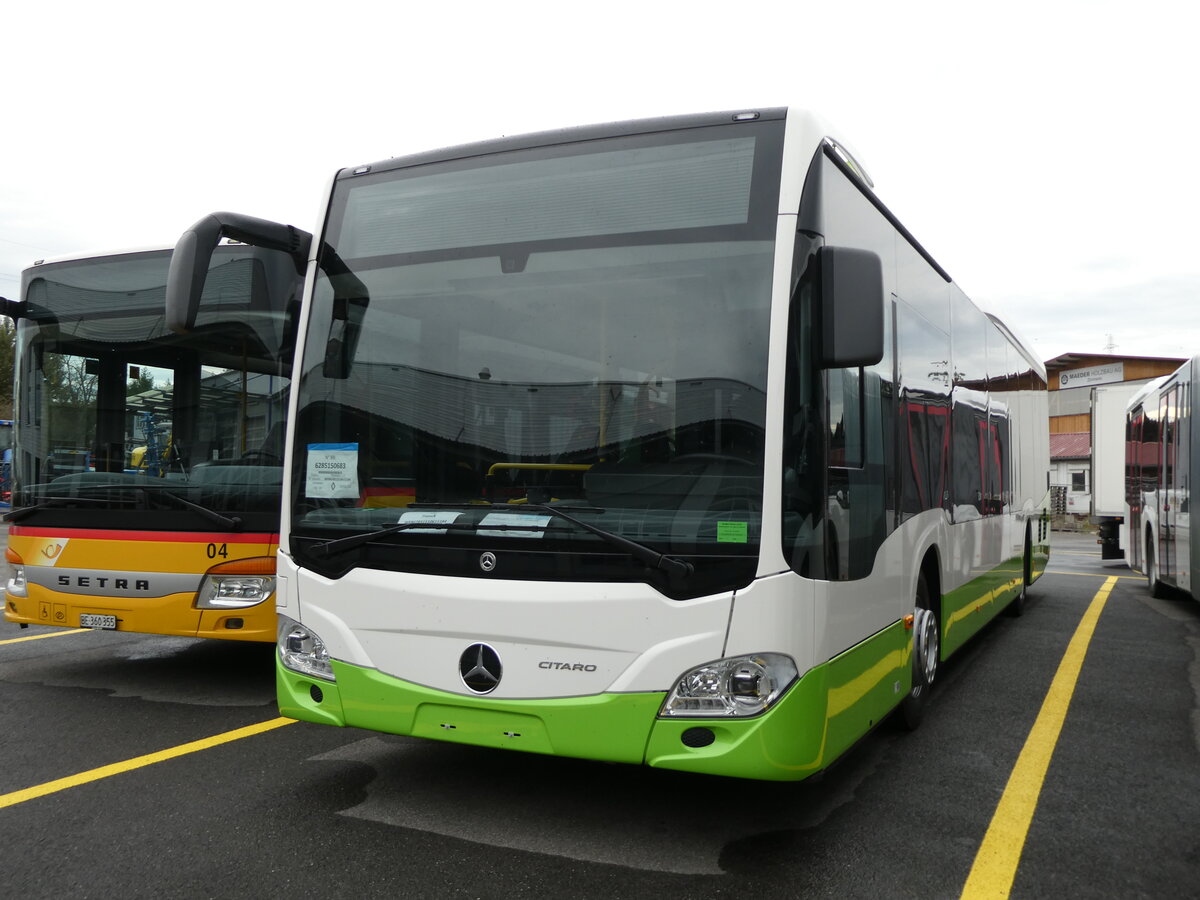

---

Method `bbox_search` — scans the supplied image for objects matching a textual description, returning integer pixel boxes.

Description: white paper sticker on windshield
[306,443,359,499]
[398,510,463,534]
[478,512,552,538]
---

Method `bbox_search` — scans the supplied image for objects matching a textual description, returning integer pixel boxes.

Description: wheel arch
[918,544,943,625]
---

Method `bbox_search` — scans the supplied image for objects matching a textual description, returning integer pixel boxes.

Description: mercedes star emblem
[459,642,502,693]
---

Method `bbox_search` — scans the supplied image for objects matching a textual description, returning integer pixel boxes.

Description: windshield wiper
[306,503,603,557]
[150,489,243,531]
[308,521,456,557]
[308,518,564,557]
[6,484,243,531]
[521,503,694,578]
[5,495,135,523]
[308,502,694,578]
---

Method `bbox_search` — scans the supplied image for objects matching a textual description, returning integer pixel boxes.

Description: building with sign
[1046,353,1185,525]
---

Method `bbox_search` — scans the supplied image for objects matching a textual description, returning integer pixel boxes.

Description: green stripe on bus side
[276,618,911,782]
[941,556,1025,657]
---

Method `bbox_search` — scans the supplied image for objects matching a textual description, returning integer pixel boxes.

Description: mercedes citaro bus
[166,107,1049,779]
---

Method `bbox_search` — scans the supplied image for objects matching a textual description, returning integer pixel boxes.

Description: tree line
[0,318,12,419]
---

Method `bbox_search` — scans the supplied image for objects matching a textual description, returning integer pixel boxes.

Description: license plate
[79,614,117,630]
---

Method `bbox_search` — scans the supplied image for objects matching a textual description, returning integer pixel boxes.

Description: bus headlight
[278,616,335,682]
[196,557,276,609]
[7,565,27,598]
[660,653,797,718]
[5,548,26,598]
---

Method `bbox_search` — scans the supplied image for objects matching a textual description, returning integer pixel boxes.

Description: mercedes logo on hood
[459,643,502,694]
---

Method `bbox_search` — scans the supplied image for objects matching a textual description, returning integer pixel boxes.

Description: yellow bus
[2,242,300,640]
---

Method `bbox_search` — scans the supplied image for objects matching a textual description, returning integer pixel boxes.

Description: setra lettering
[56,575,150,591]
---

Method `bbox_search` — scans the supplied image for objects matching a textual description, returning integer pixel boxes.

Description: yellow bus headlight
[6,548,26,598]
[196,556,276,609]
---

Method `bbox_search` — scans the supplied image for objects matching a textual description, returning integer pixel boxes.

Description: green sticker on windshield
[717,521,748,543]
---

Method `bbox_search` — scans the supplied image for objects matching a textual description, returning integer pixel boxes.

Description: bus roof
[23,238,249,274]
[985,312,1048,381]
[336,107,793,181]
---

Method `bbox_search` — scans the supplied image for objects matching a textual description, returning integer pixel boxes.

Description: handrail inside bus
[485,463,593,477]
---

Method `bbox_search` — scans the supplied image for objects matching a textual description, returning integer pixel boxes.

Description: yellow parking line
[1045,570,1141,580]
[0,717,296,809]
[0,628,88,645]
[960,575,1117,899]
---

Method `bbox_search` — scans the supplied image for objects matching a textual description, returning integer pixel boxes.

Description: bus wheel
[900,573,938,730]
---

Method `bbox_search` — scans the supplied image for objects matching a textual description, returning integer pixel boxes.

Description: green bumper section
[278,660,664,764]
[276,619,910,782]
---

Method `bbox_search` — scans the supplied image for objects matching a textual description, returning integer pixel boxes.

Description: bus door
[1125,407,1144,572]
[1159,386,1180,585]
[1173,381,1190,592]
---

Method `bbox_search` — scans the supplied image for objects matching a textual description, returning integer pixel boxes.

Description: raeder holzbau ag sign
[1059,362,1124,389]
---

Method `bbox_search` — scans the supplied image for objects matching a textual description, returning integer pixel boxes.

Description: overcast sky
[2,0,1196,365]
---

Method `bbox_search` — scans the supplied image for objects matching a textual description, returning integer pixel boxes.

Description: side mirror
[322,293,369,379]
[0,296,26,320]
[818,246,884,368]
[166,211,311,333]
[316,245,370,379]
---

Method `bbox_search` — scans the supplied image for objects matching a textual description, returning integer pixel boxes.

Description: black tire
[899,572,939,730]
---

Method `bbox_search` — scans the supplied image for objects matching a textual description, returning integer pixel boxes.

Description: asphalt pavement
[1,527,1197,898]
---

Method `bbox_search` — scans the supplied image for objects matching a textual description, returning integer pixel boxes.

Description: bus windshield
[290,122,783,594]
[12,246,298,533]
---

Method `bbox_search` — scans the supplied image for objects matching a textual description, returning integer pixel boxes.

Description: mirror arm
[166,211,312,334]
[0,296,26,320]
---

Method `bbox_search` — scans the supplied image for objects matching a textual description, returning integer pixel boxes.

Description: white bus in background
[1091,381,1141,560]
[1126,360,1195,598]
[167,107,1050,781]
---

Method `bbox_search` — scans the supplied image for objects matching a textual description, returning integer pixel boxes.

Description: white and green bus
[1125,358,1198,599]
[167,108,1050,781]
